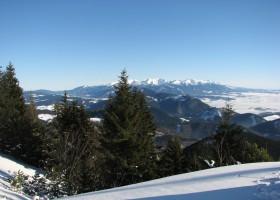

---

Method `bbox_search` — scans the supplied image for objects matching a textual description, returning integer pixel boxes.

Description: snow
[38,114,55,122]
[122,79,216,86]
[90,118,101,122]
[64,162,280,200]
[1,153,280,200]
[182,79,215,85]
[264,115,280,121]
[36,105,54,111]
[0,154,40,177]
[31,95,45,98]
[180,118,189,122]
[250,115,257,126]
[0,153,42,200]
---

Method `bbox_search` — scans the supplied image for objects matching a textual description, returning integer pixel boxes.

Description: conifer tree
[242,141,272,163]
[159,136,188,177]
[0,63,43,166]
[47,93,101,195]
[102,70,156,188]
[212,103,274,165]
[213,103,245,166]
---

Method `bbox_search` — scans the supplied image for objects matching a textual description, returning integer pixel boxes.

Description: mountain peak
[103,78,217,87]
[132,78,217,86]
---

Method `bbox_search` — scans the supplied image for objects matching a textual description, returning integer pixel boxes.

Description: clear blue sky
[0,0,279,90]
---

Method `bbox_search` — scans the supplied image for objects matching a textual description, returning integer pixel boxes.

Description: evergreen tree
[0,63,43,166]
[159,136,188,177]
[213,103,245,166]
[47,93,101,195]
[102,70,156,188]
[242,141,272,163]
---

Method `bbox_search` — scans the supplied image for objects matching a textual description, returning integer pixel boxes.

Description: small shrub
[11,170,29,192]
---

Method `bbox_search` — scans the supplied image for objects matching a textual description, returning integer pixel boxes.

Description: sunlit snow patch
[264,115,280,121]
[90,118,102,122]
[38,114,55,122]
[36,105,54,111]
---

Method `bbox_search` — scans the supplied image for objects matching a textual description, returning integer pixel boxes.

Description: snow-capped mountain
[23,78,280,141]
[126,78,217,86]
[65,78,232,98]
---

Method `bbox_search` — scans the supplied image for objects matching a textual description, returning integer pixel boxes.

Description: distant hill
[231,113,267,128]
[250,119,280,141]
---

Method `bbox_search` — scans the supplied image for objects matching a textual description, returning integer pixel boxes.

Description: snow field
[0,153,43,200]
[64,162,280,200]
[1,152,280,200]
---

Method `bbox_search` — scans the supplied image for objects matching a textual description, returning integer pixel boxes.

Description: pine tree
[159,136,188,177]
[47,93,101,195]
[0,63,44,166]
[242,141,272,163]
[213,103,245,166]
[102,70,156,188]
[0,64,26,154]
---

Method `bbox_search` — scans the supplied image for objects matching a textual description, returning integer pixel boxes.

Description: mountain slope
[231,113,267,128]
[251,119,280,141]
[64,162,280,200]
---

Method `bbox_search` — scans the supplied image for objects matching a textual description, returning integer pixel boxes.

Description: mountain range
[24,78,280,145]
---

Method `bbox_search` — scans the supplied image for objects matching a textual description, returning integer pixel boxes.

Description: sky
[0,0,279,90]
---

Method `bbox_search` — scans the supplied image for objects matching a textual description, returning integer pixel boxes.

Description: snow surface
[90,118,101,122]
[0,154,42,200]
[109,78,216,86]
[36,105,54,111]
[1,153,280,200]
[64,162,280,200]
[38,114,55,122]
[250,115,257,126]
[264,115,280,121]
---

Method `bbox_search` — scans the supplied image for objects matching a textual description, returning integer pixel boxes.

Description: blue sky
[0,0,279,90]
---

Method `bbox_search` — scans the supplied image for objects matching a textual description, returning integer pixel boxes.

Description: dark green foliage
[47,93,101,195]
[245,131,280,160]
[159,136,188,177]
[0,64,44,166]
[241,141,272,162]
[102,70,157,188]
[184,137,213,171]
[213,103,245,166]
[184,103,275,171]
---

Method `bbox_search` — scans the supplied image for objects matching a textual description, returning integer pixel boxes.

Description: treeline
[0,64,273,198]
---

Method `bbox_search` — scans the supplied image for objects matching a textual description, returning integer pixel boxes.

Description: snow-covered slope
[0,154,41,200]
[64,162,280,200]
[1,153,280,200]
